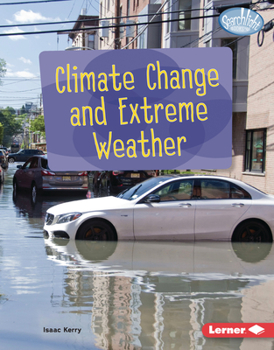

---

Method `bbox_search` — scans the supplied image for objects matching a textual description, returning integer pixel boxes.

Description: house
[68,10,99,50]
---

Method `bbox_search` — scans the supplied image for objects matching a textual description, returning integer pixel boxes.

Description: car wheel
[232,220,273,243]
[232,241,272,263]
[76,219,116,241]
[9,158,15,163]
[31,182,37,205]
[75,240,117,261]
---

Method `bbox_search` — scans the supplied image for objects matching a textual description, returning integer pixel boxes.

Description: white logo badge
[248,325,265,335]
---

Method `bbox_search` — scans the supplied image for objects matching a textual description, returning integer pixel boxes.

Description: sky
[0,0,99,110]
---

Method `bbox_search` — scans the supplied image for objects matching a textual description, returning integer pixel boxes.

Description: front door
[133,179,196,241]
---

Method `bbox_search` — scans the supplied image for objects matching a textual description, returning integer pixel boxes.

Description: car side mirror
[144,194,161,203]
[17,165,22,169]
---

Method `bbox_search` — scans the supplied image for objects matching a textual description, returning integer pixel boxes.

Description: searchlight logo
[219,7,264,36]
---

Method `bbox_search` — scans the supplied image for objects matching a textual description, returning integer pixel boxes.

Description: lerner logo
[219,7,264,36]
[248,325,265,335]
[202,323,274,338]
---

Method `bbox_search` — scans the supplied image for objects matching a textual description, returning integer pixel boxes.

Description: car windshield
[117,176,172,200]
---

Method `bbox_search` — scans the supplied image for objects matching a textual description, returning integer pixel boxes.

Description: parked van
[11,143,20,153]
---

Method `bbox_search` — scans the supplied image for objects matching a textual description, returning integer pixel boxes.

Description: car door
[27,157,40,188]
[16,158,33,188]
[16,149,26,162]
[23,150,31,162]
[194,179,252,240]
[133,179,196,241]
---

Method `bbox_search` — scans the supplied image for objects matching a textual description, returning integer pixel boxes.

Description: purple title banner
[39,48,232,171]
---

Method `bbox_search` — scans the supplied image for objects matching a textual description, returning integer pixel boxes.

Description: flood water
[1,165,274,349]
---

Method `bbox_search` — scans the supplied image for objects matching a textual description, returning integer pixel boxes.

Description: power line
[0,18,96,29]
[93,0,115,17]
[67,0,77,18]
[2,77,40,80]
[2,1,271,36]
[1,79,40,87]
[0,8,212,29]
[121,0,169,50]
[0,0,70,5]
[0,13,221,37]
[181,29,218,48]
[88,0,99,14]
[0,87,41,93]
[0,96,40,99]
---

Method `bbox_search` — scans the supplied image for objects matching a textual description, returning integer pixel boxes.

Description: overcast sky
[0,0,99,110]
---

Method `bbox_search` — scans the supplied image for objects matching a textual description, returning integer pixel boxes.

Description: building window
[138,31,145,48]
[88,34,95,49]
[166,0,170,34]
[205,40,210,47]
[221,38,237,79]
[245,129,266,173]
[178,0,191,31]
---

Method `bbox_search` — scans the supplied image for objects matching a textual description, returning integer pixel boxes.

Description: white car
[43,175,274,242]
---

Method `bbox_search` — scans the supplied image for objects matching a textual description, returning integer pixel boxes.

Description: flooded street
[0,165,274,349]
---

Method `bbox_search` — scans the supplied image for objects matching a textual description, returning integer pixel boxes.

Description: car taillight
[113,171,124,176]
[78,171,88,176]
[146,170,157,176]
[41,170,56,176]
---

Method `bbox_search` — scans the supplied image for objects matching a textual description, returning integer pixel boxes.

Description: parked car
[8,149,44,163]
[44,175,274,242]
[107,170,157,193]
[0,150,8,169]
[0,165,4,184]
[0,146,8,156]
[13,155,89,202]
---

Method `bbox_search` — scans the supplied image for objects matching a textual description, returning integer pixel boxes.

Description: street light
[65,46,95,51]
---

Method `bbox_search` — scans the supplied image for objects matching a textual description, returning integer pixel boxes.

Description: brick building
[241,6,274,193]
[89,0,274,192]
[68,11,99,50]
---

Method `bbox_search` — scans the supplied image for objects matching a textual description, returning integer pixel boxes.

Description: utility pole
[115,0,121,49]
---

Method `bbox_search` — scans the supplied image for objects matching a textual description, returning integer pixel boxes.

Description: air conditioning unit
[100,20,109,38]
[126,20,135,38]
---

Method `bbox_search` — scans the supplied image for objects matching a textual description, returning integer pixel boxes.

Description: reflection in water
[45,240,274,350]
[12,191,87,230]
[2,166,274,349]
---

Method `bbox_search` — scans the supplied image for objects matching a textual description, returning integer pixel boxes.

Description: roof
[68,15,99,40]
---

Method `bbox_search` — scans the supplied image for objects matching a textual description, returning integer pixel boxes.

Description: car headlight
[56,212,82,224]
